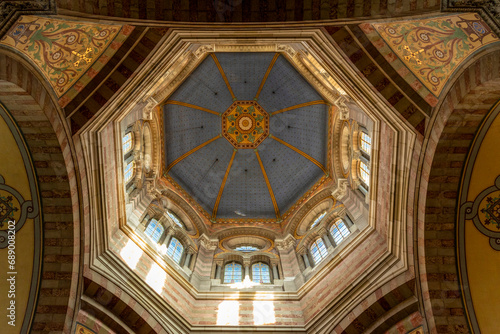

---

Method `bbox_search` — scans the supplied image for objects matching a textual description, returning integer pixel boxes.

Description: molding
[332,178,349,201]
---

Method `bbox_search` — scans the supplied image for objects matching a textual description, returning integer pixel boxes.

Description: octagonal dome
[163,52,330,221]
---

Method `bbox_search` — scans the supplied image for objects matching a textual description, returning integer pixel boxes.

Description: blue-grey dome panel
[217,149,276,219]
[269,104,329,165]
[168,56,233,113]
[257,55,323,113]
[169,138,233,214]
[163,53,328,220]
[215,52,276,101]
[164,104,221,164]
[258,138,324,214]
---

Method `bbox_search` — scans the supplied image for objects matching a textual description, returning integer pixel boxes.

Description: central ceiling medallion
[222,101,269,149]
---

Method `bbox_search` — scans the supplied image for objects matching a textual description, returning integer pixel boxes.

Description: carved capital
[334,96,349,120]
[275,234,296,251]
[194,44,215,58]
[143,96,158,120]
[198,233,218,250]
[332,178,349,200]
[276,44,297,58]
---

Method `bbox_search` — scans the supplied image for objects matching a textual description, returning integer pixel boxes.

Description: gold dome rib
[270,135,327,174]
[254,52,280,101]
[255,149,280,219]
[270,100,327,116]
[211,53,236,101]
[212,149,237,219]
[165,100,220,116]
[166,135,221,173]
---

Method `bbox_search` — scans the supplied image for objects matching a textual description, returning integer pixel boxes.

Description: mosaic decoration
[0,102,42,333]
[0,16,133,106]
[75,323,96,334]
[462,175,500,250]
[372,13,498,96]
[222,101,269,149]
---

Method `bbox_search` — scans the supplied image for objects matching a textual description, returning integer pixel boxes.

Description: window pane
[235,245,259,252]
[310,211,327,230]
[123,133,133,154]
[310,238,327,265]
[252,263,270,283]
[167,211,184,228]
[360,132,371,155]
[224,263,242,283]
[167,238,183,264]
[124,161,134,183]
[145,219,157,237]
[330,220,351,245]
[360,161,370,184]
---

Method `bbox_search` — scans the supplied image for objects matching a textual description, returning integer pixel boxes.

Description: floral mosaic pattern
[222,101,269,149]
[0,16,133,104]
[373,13,498,96]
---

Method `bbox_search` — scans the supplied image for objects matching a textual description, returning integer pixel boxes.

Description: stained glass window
[310,238,328,265]
[123,132,133,154]
[145,219,163,243]
[167,210,184,228]
[235,245,259,252]
[124,161,135,183]
[360,161,370,185]
[166,237,183,264]
[360,132,371,155]
[252,262,271,283]
[330,219,350,245]
[224,262,243,283]
[309,211,327,230]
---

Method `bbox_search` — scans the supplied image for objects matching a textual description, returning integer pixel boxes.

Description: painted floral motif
[0,195,18,227]
[481,195,500,229]
[373,13,498,96]
[0,16,124,98]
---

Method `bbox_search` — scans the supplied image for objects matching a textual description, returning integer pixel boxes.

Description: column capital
[275,234,296,251]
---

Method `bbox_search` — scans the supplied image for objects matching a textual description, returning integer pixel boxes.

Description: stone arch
[418,47,500,333]
[0,51,81,333]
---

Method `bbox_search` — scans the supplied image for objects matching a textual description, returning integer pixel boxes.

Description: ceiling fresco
[0,15,133,107]
[457,101,500,333]
[162,52,330,222]
[361,13,498,104]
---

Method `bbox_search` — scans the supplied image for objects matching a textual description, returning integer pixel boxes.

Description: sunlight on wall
[217,300,240,325]
[120,239,143,269]
[146,262,166,294]
[253,301,276,325]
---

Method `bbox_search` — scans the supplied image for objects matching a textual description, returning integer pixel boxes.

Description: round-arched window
[145,219,163,243]
[310,238,328,264]
[123,132,134,154]
[252,262,271,283]
[166,237,183,264]
[330,219,350,245]
[224,262,243,283]
[124,161,135,183]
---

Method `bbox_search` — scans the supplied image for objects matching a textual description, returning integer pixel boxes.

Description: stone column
[301,252,311,269]
[318,227,333,249]
[272,263,279,280]
[215,262,222,279]
[162,228,174,247]
[184,252,192,268]
[243,259,251,280]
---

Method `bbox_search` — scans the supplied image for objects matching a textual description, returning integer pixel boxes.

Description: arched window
[235,245,259,252]
[166,237,183,264]
[309,211,327,230]
[330,219,350,245]
[252,262,271,283]
[359,161,370,185]
[123,132,133,154]
[124,161,135,183]
[310,238,328,265]
[167,210,184,228]
[145,219,163,243]
[360,132,371,155]
[224,262,243,283]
